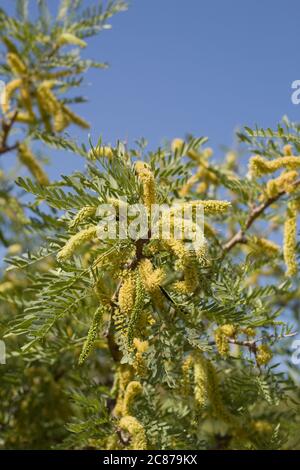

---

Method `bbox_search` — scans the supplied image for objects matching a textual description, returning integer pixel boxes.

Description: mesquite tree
[1,0,300,450]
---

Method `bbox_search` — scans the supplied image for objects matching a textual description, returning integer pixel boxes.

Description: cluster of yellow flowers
[171,138,216,196]
[112,367,147,450]
[2,52,90,132]
[18,143,49,186]
[256,344,272,366]
[134,161,156,210]
[214,324,237,356]
[248,149,300,276]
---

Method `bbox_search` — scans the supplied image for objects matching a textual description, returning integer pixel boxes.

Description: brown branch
[223,178,300,252]
[0,111,19,156]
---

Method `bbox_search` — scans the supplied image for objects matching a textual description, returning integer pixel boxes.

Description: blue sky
[2,0,300,178]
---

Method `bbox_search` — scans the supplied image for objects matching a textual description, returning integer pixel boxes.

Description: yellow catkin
[266,171,298,198]
[14,112,35,123]
[0,281,14,293]
[283,144,293,156]
[138,258,165,293]
[133,338,149,376]
[214,324,237,356]
[122,381,143,416]
[7,52,27,76]
[252,420,273,434]
[193,354,208,408]
[186,200,231,215]
[248,237,280,256]
[69,206,96,228]
[249,155,300,177]
[37,81,60,115]
[283,200,298,276]
[57,226,98,261]
[89,146,114,159]
[242,327,256,337]
[58,32,87,48]
[118,274,136,316]
[135,161,156,210]
[119,416,147,450]
[182,354,194,396]
[54,108,70,132]
[113,365,134,417]
[18,143,49,186]
[1,78,22,113]
[256,344,272,366]
[62,106,90,129]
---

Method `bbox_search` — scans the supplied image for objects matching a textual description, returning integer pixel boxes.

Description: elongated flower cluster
[127,274,145,347]
[69,206,96,228]
[138,258,165,294]
[119,416,147,450]
[118,273,136,316]
[283,200,298,276]
[57,226,98,261]
[89,146,114,159]
[249,155,300,177]
[133,338,149,376]
[214,324,237,356]
[18,143,49,186]
[248,236,280,257]
[135,161,156,210]
[78,305,106,364]
[7,52,27,76]
[256,344,272,366]
[266,170,298,198]
[122,381,143,416]
[57,32,87,48]
[172,138,215,196]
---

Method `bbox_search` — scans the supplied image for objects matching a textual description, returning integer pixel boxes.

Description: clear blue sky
[2,0,300,179]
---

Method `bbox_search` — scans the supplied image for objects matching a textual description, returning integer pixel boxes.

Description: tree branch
[223,178,300,252]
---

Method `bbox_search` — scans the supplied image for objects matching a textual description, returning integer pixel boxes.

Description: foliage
[1,0,300,451]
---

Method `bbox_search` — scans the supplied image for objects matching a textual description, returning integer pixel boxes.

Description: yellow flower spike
[214,324,237,356]
[182,354,194,396]
[256,344,272,366]
[1,78,22,113]
[57,226,98,262]
[283,144,293,156]
[127,274,145,347]
[134,161,156,210]
[69,206,96,228]
[62,106,90,129]
[187,200,231,215]
[171,138,184,153]
[57,32,87,48]
[138,258,165,293]
[193,354,209,408]
[249,155,300,178]
[7,52,27,76]
[0,281,14,293]
[119,416,147,450]
[14,112,36,123]
[248,236,281,257]
[122,381,143,416]
[18,143,49,186]
[89,146,114,159]
[242,327,256,337]
[266,171,298,198]
[252,420,273,434]
[37,81,60,115]
[118,273,136,316]
[133,338,149,376]
[283,200,298,277]
[78,305,106,364]
[133,338,149,353]
[54,108,71,132]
